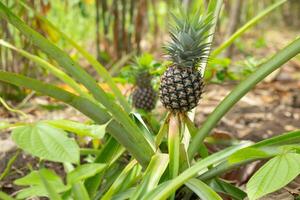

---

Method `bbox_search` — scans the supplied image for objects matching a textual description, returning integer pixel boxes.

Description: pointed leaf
[12,122,79,163]
[67,163,106,184]
[185,178,222,200]
[247,153,300,200]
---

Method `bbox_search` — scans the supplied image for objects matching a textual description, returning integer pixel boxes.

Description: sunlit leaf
[45,119,107,139]
[14,169,69,199]
[247,153,300,200]
[67,163,106,184]
[185,178,222,200]
[12,122,79,163]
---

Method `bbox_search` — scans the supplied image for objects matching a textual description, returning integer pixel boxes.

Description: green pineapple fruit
[159,12,212,113]
[130,54,158,111]
[132,86,157,111]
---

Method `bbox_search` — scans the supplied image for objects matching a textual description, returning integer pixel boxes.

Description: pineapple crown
[132,53,154,78]
[165,10,213,68]
[120,53,160,86]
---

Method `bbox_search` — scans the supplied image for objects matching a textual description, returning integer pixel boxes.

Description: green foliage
[119,53,161,85]
[0,1,300,200]
[165,11,213,68]
[12,122,80,163]
[67,163,106,185]
[247,153,300,200]
[185,178,222,200]
[45,119,107,139]
[14,168,69,199]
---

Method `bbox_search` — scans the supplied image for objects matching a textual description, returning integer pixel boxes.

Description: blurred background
[1,0,299,101]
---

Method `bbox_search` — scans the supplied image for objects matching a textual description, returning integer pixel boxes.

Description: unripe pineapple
[159,12,212,113]
[130,54,158,112]
[132,86,157,111]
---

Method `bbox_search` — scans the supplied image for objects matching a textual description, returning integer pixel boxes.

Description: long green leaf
[19,0,131,112]
[0,40,91,100]
[131,154,169,200]
[212,0,287,56]
[102,160,140,200]
[167,114,180,200]
[85,137,125,197]
[209,178,247,200]
[142,141,251,200]
[72,183,91,200]
[188,37,300,159]
[185,178,222,200]
[0,71,110,124]
[199,130,300,181]
[0,2,155,166]
[200,0,223,74]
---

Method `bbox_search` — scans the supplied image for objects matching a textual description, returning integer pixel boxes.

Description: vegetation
[0,0,300,200]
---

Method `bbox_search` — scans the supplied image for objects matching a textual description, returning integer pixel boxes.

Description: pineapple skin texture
[132,87,157,111]
[159,65,204,113]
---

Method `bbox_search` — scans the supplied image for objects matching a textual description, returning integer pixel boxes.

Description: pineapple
[159,12,212,113]
[132,86,157,111]
[130,55,158,112]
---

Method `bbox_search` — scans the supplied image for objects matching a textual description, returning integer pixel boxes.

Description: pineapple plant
[130,54,158,112]
[160,12,212,113]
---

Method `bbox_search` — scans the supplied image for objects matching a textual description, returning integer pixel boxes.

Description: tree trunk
[224,0,243,58]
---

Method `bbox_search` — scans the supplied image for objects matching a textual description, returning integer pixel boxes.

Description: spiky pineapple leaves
[247,152,300,200]
[12,122,80,163]
[165,11,213,68]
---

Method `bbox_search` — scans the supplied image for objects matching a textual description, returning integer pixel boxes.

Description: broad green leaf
[15,168,65,186]
[131,154,169,200]
[210,178,246,200]
[14,169,69,199]
[39,171,63,200]
[16,186,51,199]
[12,122,79,163]
[185,178,222,200]
[247,153,300,200]
[45,119,107,139]
[67,163,106,184]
